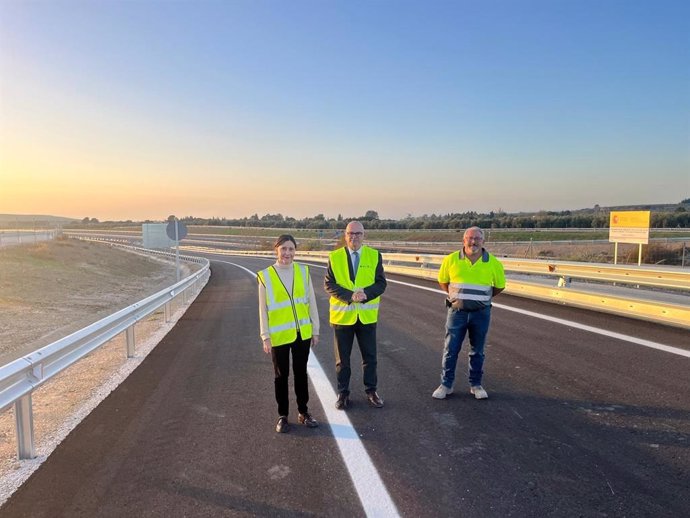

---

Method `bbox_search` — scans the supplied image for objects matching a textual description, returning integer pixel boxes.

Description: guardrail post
[126,326,135,358]
[15,394,35,459]
[557,276,571,288]
[164,302,171,323]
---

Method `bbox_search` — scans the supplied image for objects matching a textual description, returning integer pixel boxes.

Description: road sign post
[609,211,650,266]
[166,219,188,282]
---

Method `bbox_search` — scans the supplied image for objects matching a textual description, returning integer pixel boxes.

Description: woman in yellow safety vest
[257,234,320,433]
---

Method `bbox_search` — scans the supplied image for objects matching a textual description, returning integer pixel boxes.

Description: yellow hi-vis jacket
[328,246,381,325]
[257,263,313,346]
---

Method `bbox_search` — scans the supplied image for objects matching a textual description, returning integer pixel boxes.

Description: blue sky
[1,0,688,221]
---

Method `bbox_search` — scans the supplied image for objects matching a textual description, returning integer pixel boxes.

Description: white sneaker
[432,384,454,399]
[470,385,488,400]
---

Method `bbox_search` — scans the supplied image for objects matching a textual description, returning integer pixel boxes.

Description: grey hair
[463,226,484,239]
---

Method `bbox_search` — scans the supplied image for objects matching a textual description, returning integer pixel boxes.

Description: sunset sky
[1,0,688,222]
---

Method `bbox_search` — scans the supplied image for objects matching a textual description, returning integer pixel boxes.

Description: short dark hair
[273,234,297,249]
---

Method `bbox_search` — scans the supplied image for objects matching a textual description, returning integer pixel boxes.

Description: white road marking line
[384,278,690,359]
[224,261,259,277]
[221,260,401,518]
[308,353,401,518]
[492,302,690,358]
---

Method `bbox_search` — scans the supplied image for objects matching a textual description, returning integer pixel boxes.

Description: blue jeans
[440,306,491,388]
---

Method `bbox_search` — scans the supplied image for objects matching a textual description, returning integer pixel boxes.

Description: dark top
[324,246,387,304]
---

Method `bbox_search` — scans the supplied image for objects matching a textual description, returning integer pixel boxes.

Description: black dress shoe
[366,391,384,408]
[298,412,319,428]
[276,416,289,433]
[335,393,350,410]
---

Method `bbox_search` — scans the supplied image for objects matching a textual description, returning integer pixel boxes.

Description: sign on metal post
[609,211,650,265]
[166,219,188,241]
[166,219,188,281]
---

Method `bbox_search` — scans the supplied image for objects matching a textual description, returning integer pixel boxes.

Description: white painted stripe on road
[221,260,401,518]
[385,278,690,359]
[386,278,443,294]
[492,303,690,358]
[226,261,260,277]
[307,353,401,518]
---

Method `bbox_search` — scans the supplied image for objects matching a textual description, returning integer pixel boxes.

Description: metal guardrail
[379,254,690,328]
[191,247,690,329]
[380,253,690,291]
[198,248,690,290]
[0,230,60,248]
[0,245,210,459]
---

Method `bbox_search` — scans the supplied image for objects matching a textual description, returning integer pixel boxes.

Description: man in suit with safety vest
[325,220,387,409]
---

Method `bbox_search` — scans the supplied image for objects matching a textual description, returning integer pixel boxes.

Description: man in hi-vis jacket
[432,226,505,401]
[324,220,387,410]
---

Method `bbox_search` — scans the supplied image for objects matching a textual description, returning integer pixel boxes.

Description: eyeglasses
[346,232,363,237]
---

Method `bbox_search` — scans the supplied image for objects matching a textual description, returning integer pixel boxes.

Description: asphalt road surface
[2,255,689,517]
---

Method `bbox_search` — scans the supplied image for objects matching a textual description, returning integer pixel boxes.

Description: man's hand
[352,288,368,303]
[262,338,272,354]
[446,297,462,310]
[312,335,319,347]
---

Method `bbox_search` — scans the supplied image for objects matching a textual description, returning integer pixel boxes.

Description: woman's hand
[311,335,319,347]
[262,338,272,354]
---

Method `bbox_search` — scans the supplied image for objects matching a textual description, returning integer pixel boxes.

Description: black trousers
[333,320,377,395]
[271,334,311,417]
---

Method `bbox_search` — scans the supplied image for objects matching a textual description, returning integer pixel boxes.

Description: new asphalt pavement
[2,256,688,517]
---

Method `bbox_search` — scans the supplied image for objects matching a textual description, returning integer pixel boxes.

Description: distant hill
[601,203,686,212]
[0,214,78,224]
[510,202,687,217]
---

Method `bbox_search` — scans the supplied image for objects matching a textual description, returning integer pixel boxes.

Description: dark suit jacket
[324,246,387,305]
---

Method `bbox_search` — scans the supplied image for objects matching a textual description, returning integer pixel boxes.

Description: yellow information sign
[609,211,650,244]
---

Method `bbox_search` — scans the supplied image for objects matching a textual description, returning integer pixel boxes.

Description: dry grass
[0,237,181,364]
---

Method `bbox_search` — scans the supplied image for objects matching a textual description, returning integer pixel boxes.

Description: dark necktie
[352,251,359,275]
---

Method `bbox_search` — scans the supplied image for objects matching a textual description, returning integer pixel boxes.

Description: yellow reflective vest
[328,246,381,325]
[438,249,506,312]
[257,263,313,346]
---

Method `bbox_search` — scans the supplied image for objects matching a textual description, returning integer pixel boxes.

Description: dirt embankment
[0,238,181,365]
[0,237,191,484]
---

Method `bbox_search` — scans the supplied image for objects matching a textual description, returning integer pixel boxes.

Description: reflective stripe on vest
[448,283,492,303]
[328,246,381,325]
[258,263,313,346]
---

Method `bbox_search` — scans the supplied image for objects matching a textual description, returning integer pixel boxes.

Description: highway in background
[0,230,58,248]
[2,254,688,517]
